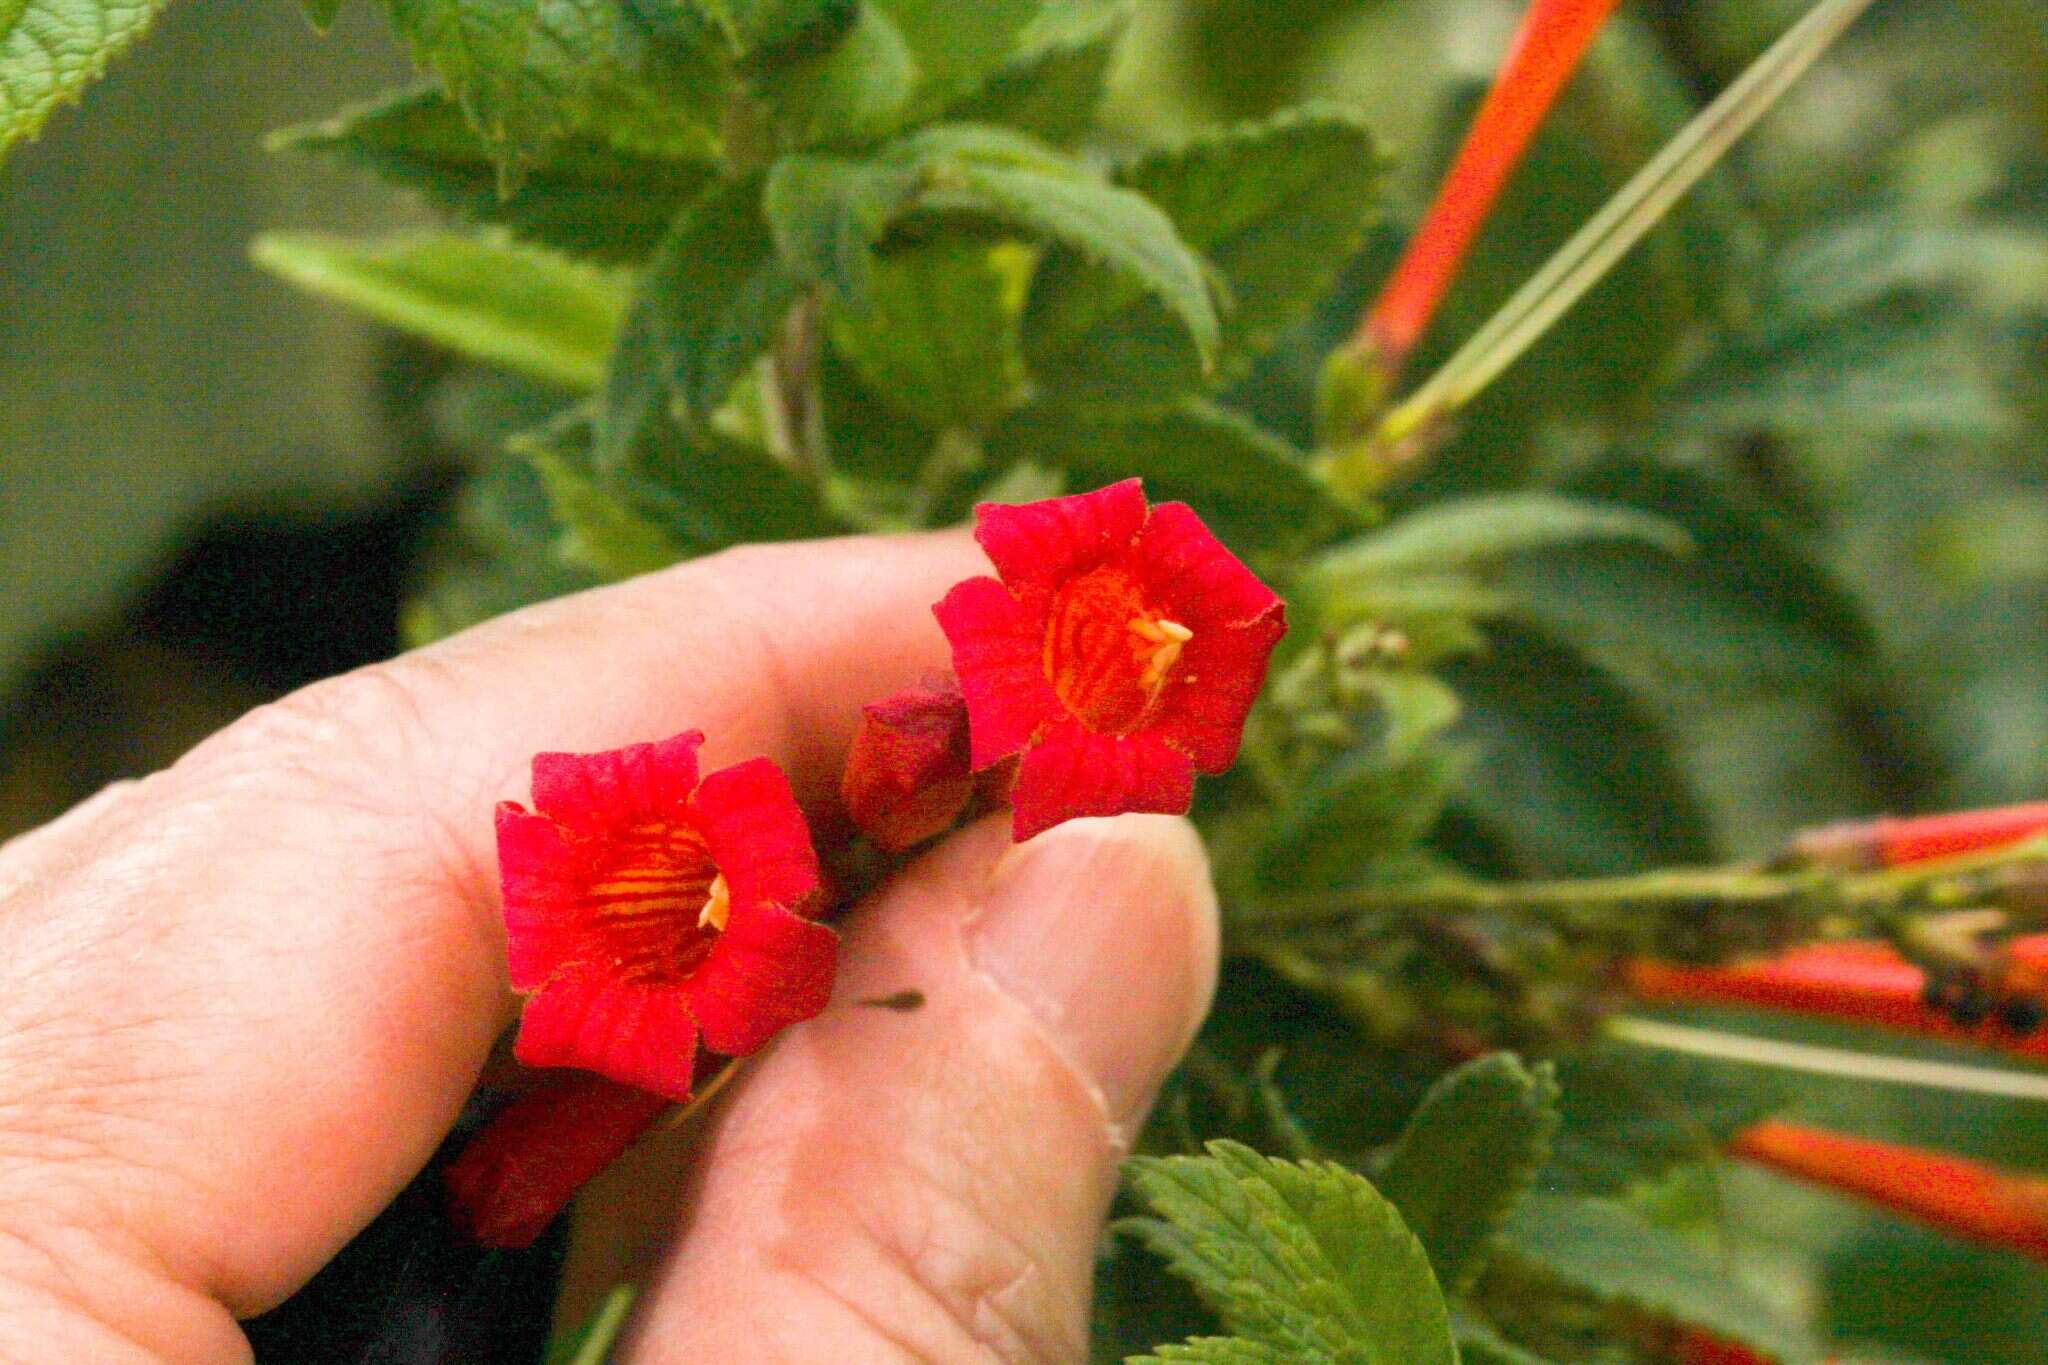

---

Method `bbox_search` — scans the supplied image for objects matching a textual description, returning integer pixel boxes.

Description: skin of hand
[0,531,1219,1365]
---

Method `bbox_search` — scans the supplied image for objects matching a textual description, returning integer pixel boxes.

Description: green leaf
[600,172,796,467]
[1502,459,1871,691]
[823,232,1029,431]
[301,0,344,30]
[1376,1054,1561,1295]
[1314,494,1691,585]
[943,0,1125,143]
[537,404,837,558]
[1449,1315,1559,1365]
[1441,624,1712,875]
[763,152,922,300]
[0,0,171,154]
[901,124,1222,370]
[1025,104,1384,404]
[752,0,916,146]
[986,399,1352,551]
[870,0,1042,113]
[271,87,714,264]
[251,231,627,391]
[1543,1045,1791,1197]
[1124,1140,1459,1365]
[1131,1339,1292,1365]
[1497,1196,1823,1364]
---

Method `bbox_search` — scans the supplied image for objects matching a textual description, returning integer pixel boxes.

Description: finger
[584,813,1218,1364]
[0,531,979,1328]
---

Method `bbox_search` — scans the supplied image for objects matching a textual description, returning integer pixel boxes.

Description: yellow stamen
[1130,615,1194,691]
[697,873,731,932]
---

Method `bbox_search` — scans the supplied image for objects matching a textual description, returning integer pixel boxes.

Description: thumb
[595,813,1218,1364]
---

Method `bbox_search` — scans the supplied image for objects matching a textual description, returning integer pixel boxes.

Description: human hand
[0,532,1219,1363]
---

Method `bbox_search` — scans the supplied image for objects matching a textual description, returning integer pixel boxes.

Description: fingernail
[967,816,1218,1129]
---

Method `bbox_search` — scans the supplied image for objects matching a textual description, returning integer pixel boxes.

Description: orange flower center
[584,822,726,984]
[1041,565,1191,734]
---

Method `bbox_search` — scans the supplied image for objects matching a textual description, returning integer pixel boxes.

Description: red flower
[934,480,1286,840]
[496,730,835,1101]
[840,674,976,851]
[445,1074,671,1248]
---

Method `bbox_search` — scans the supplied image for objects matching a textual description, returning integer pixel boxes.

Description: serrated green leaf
[1125,1140,1459,1365]
[823,233,1028,431]
[753,0,915,146]
[763,152,921,299]
[870,0,1041,113]
[538,403,837,558]
[1315,494,1692,584]
[1376,1054,1560,1296]
[1442,624,1712,875]
[945,1,1126,143]
[272,87,713,264]
[986,399,1352,550]
[599,172,796,467]
[1025,104,1383,404]
[899,124,1221,369]
[252,231,627,391]
[0,0,171,154]
[1497,1196,1822,1364]
[1130,1338,1293,1365]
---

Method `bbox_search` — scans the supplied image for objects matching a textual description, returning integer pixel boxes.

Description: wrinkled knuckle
[182,660,446,803]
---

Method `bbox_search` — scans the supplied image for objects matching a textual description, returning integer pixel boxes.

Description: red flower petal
[974,478,1147,591]
[687,904,838,1056]
[1010,720,1196,841]
[1151,608,1289,773]
[935,575,1064,769]
[530,730,703,832]
[841,677,976,851]
[445,1075,669,1248]
[496,802,587,991]
[692,756,821,911]
[515,968,702,1102]
[1131,501,1283,629]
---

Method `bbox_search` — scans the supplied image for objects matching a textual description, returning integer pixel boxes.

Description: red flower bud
[840,675,975,851]
[497,730,836,1101]
[445,1074,670,1248]
[1787,801,2048,869]
[1732,1120,2048,1264]
[934,480,1286,840]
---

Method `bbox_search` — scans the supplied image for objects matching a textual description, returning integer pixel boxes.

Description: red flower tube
[934,481,1286,840]
[1731,1120,2048,1264]
[445,1074,671,1248]
[1359,0,1625,368]
[1787,801,2048,869]
[1623,939,2048,1063]
[496,730,836,1101]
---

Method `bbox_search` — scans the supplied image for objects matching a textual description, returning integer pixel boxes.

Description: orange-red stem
[1788,800,2048,869]
[1624,938,2048,1063]
[1360,0,1625,367]
[1731,1120,2048,1263]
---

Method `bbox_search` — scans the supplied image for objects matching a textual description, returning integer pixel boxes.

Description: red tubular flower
[840,674,976,851]
[933,480,1286,841]
[1359,0,1624,369]
[1624,940,2048,1064]
[1731,1120,2048,1264]
[497,730,836,1101]
[445,1074,671,1248]
[1787,801,2048,869]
